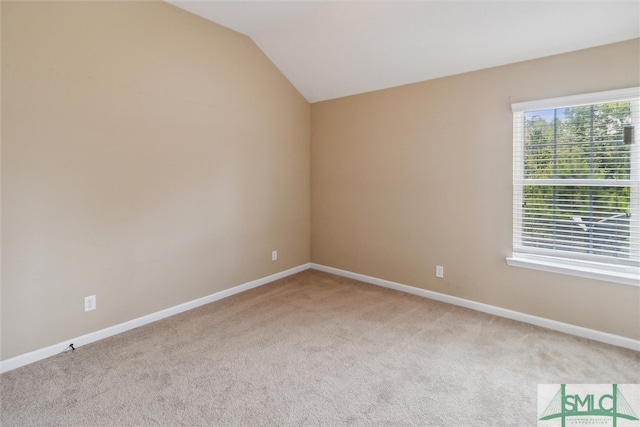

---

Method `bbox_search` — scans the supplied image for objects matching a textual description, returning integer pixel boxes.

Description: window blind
[512,88,639,268]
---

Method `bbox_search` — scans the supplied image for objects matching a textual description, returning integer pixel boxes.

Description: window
[507,88,639,286]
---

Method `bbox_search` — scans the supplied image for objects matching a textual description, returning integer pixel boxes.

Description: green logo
[538,384,639,427]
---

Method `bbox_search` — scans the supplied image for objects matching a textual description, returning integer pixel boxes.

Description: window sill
[506,254,639,287]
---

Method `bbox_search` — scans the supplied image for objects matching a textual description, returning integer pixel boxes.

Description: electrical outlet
[436,265,444,278]
[272,250,278,261]
[84,295,96,312]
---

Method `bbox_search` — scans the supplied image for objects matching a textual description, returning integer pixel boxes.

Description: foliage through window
[511,88,639,283]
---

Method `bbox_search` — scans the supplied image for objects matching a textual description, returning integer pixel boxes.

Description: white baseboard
[0,263,311,374]
[310,263,640,352]
[3,261,636,374]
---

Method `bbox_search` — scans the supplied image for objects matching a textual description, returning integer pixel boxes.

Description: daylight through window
[509,88,639,286]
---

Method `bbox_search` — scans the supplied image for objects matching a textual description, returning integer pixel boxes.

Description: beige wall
[1,1,310,360]
[311,39,640,340]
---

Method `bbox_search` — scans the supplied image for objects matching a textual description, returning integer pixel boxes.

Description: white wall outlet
[272,250,278,261]
[436,265,444,278]
[84,295,96,312]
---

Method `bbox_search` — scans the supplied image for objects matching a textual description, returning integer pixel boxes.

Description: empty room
[1,1,639,425]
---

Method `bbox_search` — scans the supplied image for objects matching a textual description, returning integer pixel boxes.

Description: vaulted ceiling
[167,1,640,103]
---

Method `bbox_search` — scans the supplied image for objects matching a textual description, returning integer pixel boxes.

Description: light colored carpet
[1,269,638,426]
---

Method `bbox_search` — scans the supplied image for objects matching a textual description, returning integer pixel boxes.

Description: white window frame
[507,87,640,286]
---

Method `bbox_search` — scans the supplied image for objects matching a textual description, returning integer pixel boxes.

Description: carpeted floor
[1,269,638,426]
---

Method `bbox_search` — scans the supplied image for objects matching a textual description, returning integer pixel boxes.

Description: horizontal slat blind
[513,88,639,267]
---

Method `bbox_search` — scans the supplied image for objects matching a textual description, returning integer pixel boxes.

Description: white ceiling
[167,1,640,103]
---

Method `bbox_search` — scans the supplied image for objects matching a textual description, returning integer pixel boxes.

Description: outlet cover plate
[84,295,96,312]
